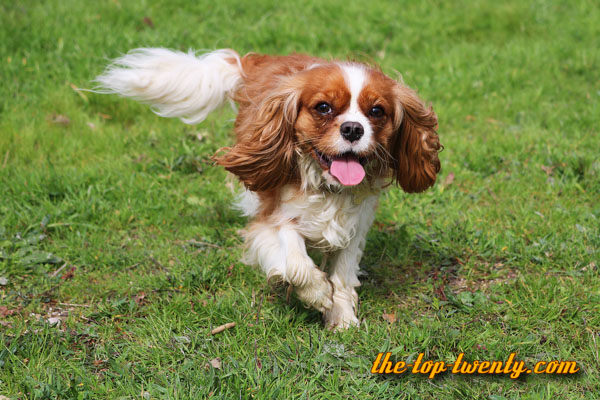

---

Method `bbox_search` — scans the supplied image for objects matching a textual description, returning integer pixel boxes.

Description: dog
[96,48,441,329]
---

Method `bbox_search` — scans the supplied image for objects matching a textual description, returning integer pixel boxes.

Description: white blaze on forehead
[341,63,366,102]
[336,63,373,153]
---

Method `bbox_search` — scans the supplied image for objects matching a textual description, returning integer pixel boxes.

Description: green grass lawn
[1,0,599,398]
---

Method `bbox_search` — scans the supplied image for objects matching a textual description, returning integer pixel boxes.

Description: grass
[1,0,599,398]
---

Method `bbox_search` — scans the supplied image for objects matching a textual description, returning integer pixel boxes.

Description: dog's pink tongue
[330,155,365,186]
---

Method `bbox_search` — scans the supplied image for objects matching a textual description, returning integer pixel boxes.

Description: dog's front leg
[324,196,378,330]
[324,249,363,330]
[244,222,333,312]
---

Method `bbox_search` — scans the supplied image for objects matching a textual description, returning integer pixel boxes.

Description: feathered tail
[95,48,243,124]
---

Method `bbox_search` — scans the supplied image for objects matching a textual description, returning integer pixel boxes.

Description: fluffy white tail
[95,48,242,124]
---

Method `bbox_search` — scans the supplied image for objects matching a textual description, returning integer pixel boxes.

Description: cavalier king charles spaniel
[97,48,441,329]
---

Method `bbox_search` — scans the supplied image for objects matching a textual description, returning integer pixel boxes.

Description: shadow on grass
[359,222,464,300]
[262,221,468,328]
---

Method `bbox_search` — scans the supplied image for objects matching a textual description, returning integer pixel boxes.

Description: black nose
[340,121,364,143]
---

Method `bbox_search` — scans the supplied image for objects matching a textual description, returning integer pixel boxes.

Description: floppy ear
[390,85,441,193]
[214,83,300,192]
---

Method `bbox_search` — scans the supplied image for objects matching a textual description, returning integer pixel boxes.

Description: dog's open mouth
[314,149,367,186]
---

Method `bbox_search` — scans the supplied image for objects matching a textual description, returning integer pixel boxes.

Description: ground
[1,0,599,398]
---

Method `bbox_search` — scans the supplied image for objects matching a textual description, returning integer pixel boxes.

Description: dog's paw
[293,269,333,313]
[323,289,359,331]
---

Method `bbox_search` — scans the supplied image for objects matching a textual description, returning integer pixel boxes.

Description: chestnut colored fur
[214,53,441,194]
[97,48,442,329]
[391,85,441,193]
[215,54,321,191]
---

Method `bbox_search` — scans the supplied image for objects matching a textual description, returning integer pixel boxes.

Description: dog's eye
[368,106,385,118]
[315,102,332,115]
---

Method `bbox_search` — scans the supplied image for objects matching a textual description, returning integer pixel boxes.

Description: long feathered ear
[390,84,441,193]
[214,82,300,192]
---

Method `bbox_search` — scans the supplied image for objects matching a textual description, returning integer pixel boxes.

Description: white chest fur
[280,186,378,250]
[235,156,382,253]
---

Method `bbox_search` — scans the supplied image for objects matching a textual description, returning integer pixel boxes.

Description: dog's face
[217,61,441,193]
[294,64,401,186]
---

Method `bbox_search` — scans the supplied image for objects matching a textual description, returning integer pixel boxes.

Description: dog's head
[216,62,441,192]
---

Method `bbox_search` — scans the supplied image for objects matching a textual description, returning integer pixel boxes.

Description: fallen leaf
[382,312,396,324]
[587,262,597,270]
[0,306,18,317]
[226,264,235,277]
[0,277,7,285]
[134,292,147,305]
[87,122,96,130]
[541,165,555,176]
[132,153,147,163]
[442,172,455,187]
[47,317,62,326]
[465,115,476,121]
[49,114,70,126]
[98,112,112,120]
[143,16,155,28]
[61,266,76,280]
[433,276,448,300]
[208,358,221,369]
